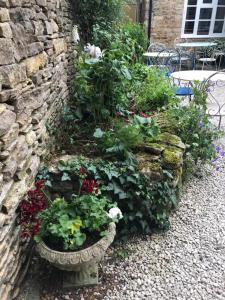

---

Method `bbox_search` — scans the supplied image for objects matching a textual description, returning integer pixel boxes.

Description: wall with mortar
[0,0,75,299]
[150,0,184,46]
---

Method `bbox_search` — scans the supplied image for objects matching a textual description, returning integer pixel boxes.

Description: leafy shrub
[73,51,132,123]
[134,67,176,112]
[93,115,160,162]
[93,22,148,63]
[37,157,178,237]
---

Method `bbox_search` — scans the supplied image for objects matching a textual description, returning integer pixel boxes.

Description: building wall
[150,0,184,46]
[0,0,75,299]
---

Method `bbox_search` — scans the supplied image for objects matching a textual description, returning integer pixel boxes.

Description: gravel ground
[102,155,225,300]
[21,139,225,300]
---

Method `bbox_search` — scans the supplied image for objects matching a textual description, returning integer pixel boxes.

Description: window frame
[181,0,225,38]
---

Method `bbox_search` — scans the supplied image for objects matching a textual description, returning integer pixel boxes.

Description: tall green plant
[71,0,126,42]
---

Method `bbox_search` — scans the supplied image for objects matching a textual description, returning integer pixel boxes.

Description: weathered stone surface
[0,22,12,38]
[0,0,74,297]
[53,38,66,55]
[0,7,9,21]
[25,52,48,76]
[162,147,183,169]
[0,109,16,136]
[0,38,15,65]
[3,159,17,181]
[0,64,27,88]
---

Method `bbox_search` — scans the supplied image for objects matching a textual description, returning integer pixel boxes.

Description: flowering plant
[17,180,47,239]
[18,171,122,251]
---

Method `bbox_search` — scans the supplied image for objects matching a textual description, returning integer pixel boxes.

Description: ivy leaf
[61,173,71,181]
[93,128,104,138]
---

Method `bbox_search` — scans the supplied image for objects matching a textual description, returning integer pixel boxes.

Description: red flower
[18,180,47,240]
[115,112,122,117]
[82,179,99,194]
[80,166,86,174]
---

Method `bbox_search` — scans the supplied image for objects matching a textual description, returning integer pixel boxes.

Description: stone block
[51,19,59,33]
[27,42,44,57]
[8,0,21,7]
[36,0,46,6]
[0,180,13,210]
[0,64,27,89]
[0,109,16,137]
[0,1,9,8]
[25,52,48,76]
[53,38,66,55]
[2,159,17,181]
[0,23,12,38]
[0,39,15,65]
[0,123,19,149]
[44,21,53,35]
[25,131,37,146]
[0,8,10,22]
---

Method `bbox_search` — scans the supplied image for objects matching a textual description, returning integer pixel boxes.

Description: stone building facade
[0,0,75,299]
[150,0,184,46]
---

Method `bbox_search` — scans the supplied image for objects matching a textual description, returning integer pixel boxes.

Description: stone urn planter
[36,222,116,288]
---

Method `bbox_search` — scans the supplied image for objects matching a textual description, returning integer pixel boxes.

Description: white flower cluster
[107,207,123,220]
[84,43,102,59]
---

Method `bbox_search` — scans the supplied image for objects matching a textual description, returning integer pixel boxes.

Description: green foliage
[73,51,131,123]
[71,0,126,42]
[164,105,220,170]
[37,157,178,237]
[134,67,176,112]
[36,195,114,251]
[93,22,148,62]
[93,115,160,161]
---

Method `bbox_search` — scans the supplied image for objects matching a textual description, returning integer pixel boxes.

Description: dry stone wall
[0,0,75,299]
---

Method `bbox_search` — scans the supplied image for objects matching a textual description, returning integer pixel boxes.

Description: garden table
[143,52,176,58]
[176,42,217,69]
[171,70,225,82]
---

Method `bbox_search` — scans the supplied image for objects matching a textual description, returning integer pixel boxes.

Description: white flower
[72,25,80,44]
[108,207,123,220]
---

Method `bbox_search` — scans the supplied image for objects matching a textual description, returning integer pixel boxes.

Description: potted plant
[18,178,122,288]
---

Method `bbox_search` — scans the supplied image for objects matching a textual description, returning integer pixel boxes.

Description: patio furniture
[176,42,217,69]
[197,48,217,70]
[201,70,225,128]
[171,70,225,128]
[144,42,166,66]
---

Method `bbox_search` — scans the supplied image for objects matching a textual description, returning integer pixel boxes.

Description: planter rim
[36,222,116,255]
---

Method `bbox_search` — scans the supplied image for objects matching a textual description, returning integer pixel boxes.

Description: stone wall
[0,0,75,299]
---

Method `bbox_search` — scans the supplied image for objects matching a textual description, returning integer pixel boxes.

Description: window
[182,0,225,37]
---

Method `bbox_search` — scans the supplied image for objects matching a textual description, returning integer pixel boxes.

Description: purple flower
[215,146,221,153]
[198,122,203,128]
[211,157,220,163]
[216,166,221,171]
[221,151,225,157]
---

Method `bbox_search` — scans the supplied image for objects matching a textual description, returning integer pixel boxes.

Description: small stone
[26,131,37,146]
[44,21,53,35]
[0,1,9,8]
[53,38,66,55]
[0,39,15,65]
[25,52,48,76]
[0,109,16,136]
[0,23,12,38]
[0,8,10,22]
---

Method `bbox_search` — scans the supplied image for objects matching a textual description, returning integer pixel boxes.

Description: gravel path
[102,156,225,300]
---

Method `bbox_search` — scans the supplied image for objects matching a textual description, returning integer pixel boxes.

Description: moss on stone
[148,132,185,150]
[162,146,183,169]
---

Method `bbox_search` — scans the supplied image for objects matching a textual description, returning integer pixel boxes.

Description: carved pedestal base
[63,264,99,288]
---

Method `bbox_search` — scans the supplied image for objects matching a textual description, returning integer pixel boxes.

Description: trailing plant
[37,157,178,238]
